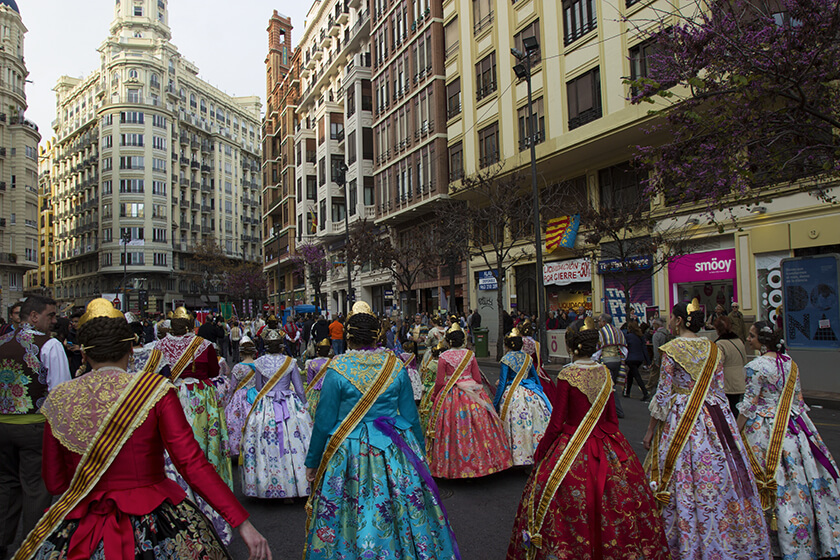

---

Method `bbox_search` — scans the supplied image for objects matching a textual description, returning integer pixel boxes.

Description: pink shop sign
[668,249,738,306]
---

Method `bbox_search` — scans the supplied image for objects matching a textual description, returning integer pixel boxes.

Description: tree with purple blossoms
[628,0,840,216]
[291,243,330,310]
[225,263,268,303]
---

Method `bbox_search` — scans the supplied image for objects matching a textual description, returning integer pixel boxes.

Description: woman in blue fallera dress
[494,328,552,466]
[304,302,459,560]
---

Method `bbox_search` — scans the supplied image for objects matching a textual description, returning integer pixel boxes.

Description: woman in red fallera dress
[507,320,668,560]
[27,300,270,560]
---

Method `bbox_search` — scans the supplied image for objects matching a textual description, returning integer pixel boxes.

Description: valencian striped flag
[545,214,580,252]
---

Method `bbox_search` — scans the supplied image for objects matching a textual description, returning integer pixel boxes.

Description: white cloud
[22,0,310,144]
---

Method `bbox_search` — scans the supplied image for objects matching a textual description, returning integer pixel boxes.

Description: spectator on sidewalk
[329,316,345,355]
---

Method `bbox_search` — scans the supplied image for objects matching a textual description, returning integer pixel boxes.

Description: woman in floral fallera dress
[427,324,512,478]
[643,301,771,559]
[737,322,840,560]
[224,335,259,457]
[240,328,312,498]
[304,338,333,418]
[493,328,551,466]
[304,303,458,560]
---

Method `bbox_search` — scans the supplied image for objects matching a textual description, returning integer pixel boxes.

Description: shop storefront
[668,248,738,315]
[543,258,592,314]
[598,255,654,325]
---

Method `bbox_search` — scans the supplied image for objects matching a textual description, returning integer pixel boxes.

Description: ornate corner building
[47,0,263,313]
[0,0,40,313]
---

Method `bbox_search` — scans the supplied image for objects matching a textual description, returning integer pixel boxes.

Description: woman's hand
[238,520,272,560]
[306,467,316,483]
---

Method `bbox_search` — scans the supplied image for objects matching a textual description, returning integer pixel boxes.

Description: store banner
[756,251,788,324]
[668,249,738,307]
[543,258,591,286]
[603,274,654,325]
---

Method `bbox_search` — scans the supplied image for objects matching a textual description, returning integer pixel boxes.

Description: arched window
[128,68,139,79]
[200,98,206,113]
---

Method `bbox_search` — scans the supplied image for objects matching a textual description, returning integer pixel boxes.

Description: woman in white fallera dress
[225,335,259,457]
[738,322,840,560]
[240,329,313,498]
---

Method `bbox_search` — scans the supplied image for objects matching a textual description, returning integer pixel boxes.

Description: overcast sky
[23,0,313,145]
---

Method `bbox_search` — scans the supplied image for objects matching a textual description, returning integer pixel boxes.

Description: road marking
[813,422,840,428]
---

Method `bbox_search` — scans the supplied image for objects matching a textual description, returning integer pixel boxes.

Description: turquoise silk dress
[304,349,459,560]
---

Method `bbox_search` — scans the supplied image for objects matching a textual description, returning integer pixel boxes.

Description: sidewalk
[475,357,840,410]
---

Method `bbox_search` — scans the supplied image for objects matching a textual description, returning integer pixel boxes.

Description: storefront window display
[669,249,738,318]
[543,258,592,314]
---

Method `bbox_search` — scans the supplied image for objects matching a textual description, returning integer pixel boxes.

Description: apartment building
[370,0,463,314]
[50,0,262,313]
[263,12,302,313]
[0,0,40,315]
[26,140,56,296]
[293,0,374,314]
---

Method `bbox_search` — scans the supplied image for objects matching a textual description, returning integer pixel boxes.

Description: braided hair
[672,302,704,334]
[170,318,192,336]
[239,342,257,359]
[444,329,466,348]
[753,321,786,353]
[504,334,524,351]
[77,317,134,363]
[346,312,381,347]
[565,327,600,358]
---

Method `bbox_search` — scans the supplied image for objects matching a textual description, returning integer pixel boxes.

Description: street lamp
[511,36,549,361]
[336,160,351,316]
[121,229,130,312]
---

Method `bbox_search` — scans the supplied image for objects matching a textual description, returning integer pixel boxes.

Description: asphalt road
[226,361,840,560]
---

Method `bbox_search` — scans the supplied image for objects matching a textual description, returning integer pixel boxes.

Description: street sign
[478,270,499,290]
[112,297,121,307]
[263,303,270,311]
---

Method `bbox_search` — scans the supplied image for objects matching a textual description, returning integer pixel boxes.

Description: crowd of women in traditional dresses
[16,295,840,560]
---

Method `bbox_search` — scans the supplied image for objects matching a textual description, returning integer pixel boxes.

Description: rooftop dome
[0,1,19,13]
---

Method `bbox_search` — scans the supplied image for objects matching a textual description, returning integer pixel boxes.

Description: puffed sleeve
[648,354,677,421]
[534,379,569,464]
[158,389,248,527]
[494,361,511,411]
[737,361,763,420]
[42,422,72,496]
[305,369,342,469]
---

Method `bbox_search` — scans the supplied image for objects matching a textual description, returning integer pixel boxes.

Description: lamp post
[336,160,351,316]
[121,229,130,312]
[512,36,548,360]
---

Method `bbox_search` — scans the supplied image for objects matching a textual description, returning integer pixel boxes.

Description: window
[331,155,346,183]
[629,38,658,96]
[517,97,545,150]
[152,135,166,150]
[478,123,499,167]
[133,4,143,16]
[120,133,144,146]
[152,114,166,128]
[154,253,168,266]
[330,120,344,141]
[102,180,113,195]
[103,228,113,242]
[473,0,493,34]
[152,204,166,219]
[152,180,166,195]
[119,156,145,170]
[102,135,113,149]
[598,162,643,211]
[121,252,145,265]
[449,141,464,180]
[347,131,357,165]
[119,179,145,193]
[102,157,113,171]
[302,175,316,201]
[567,68,602,130]
[364,177,375,206]
[563,0,597,45]
[475,52,497,101]
[514,19,541,64]
[349,179,358,216]
[445,17,459,58]
[120,111,144,124]
[149,73,160,89]
[331,198,346,223]
[318,157,326,186]
[153,228,167,242]
[362,80,373,111]
[319,199,326,230]
[363,127,374,160]
[152,158,167,172]
[347,87,356,117]
[446,78,461,119]
[119,203,145,218]
[127,88,141,103]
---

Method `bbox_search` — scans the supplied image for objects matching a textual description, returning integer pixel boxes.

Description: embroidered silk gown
[507,362,669,559]
[240,353,313,498]
[494,350,552,466]
[739,355,840,560]
[304,349,458,560]
[154,333,234,544]
[418,354,439,433]
[427,347,512,478]
[522,335,556,402]
[36,367,248,559]
[646,337,771,559]
[305,356,330,418]
[224,361,258,455]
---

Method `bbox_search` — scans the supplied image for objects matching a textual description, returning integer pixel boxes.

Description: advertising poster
[781,255,840,350]
[543,258,591,286]
[602,274,653,325]
[756,251,788,324]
